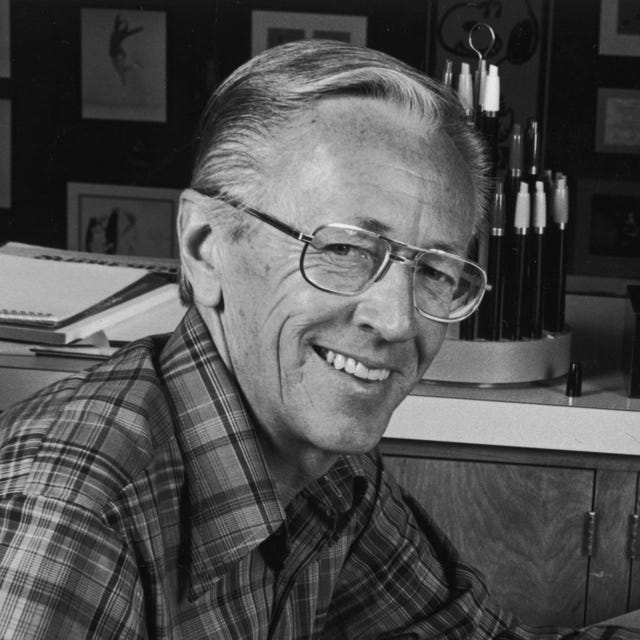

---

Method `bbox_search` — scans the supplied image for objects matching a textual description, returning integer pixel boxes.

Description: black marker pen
[480,180,506,340]
[481,65,500,176]
[544,175,569,332]
[506,124,523,232]
[529,181,546,339]
[511,182,530,340]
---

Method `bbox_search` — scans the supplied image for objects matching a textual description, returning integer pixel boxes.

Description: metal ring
[468,22,496,60]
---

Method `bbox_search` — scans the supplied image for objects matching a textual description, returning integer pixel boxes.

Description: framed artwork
[0,0,9,78]
[595,88,640,154]
[67,183,181,259]
[251,10,367,56]
[574,179,640,278]
[599,0,640,56]
[81,8,167,122]
[0,100,9,208]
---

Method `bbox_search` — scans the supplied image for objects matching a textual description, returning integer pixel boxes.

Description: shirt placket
[266,501,338,639]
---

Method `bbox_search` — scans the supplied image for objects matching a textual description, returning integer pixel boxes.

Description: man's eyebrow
[353,217,391,235]
[429,240,468,255]
[353,216,468,256]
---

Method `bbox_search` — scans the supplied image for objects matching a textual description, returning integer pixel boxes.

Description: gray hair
[180,39,489,304]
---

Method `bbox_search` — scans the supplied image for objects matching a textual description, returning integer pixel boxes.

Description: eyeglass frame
[192,188,488,323]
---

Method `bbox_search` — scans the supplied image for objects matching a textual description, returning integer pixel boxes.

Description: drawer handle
[583,511,597,557]
[629,514,639,560]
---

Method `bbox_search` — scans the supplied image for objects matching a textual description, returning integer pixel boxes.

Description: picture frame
[81,8,167,122]
[251,10,367,56]
[0,0,9,78]
[67,183,181,259]
[0,100,10,208]
[595,88,640,154]
[599,0,640,56]
[573,178,640,278]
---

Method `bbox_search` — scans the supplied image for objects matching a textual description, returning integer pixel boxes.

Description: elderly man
[0,40,636,639]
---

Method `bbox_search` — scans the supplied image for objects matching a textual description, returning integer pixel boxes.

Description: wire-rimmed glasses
[195,189,487,323]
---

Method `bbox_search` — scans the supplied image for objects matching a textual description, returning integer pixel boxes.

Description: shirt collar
[159,306,368,599]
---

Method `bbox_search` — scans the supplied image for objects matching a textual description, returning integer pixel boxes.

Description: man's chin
[315,417,390,456]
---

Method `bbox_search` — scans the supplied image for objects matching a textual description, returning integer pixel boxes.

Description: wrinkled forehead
[257,97,477,249]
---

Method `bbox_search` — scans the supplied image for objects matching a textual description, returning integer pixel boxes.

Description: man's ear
[178,189,223,308]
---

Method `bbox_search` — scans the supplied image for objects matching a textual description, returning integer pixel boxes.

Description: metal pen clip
[468,22,496,113]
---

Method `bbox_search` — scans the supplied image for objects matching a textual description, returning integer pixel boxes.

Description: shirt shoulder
[0,335,173,513]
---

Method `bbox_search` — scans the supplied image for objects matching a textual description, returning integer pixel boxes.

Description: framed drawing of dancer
[81,8,167,122]
[67,183,180,259]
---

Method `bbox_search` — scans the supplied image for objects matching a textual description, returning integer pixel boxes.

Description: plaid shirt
[0,306,637,639]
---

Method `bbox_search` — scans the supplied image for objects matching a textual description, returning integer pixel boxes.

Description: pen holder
[423,329,572,385]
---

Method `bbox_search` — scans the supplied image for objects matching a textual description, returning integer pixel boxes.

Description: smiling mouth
[315,347,391,382]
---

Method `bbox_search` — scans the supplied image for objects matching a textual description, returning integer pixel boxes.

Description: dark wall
[545,0,640,275]
[0,0,430,248]
[546,0,640,181]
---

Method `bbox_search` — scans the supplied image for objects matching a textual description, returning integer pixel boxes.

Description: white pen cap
[457,62,473,114]
[553,176,569,224]
[514,181,530,230]
[533,181,547,229]
[483,64,500,112]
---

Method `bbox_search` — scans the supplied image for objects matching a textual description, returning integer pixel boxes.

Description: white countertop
[386,369,640,456]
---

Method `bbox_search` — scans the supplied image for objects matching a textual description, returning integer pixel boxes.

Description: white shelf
[387,370,640,456]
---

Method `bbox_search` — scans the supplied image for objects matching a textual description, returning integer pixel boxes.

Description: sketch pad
[0,253,145,323]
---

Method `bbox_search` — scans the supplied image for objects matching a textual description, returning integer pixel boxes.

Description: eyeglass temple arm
[202,189,313,244]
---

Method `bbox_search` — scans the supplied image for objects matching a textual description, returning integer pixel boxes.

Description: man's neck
[259,433,339,507]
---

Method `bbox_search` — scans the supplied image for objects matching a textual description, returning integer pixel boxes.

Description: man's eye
[323,244,373,262]
[418,264,456,286]
[325,243,355,256]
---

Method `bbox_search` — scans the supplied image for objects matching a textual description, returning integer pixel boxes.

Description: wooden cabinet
[381,440,640,627]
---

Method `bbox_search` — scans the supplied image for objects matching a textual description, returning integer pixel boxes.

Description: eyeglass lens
[301,226,484,320]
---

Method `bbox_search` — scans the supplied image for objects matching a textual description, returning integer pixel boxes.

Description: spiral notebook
[0,248,179,345]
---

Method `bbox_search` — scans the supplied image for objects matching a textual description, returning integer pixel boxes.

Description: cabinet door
[627,472,640,614]
[384,456,594,627]
[587,469,638,624]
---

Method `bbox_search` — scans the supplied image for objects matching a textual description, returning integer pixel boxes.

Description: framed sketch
[81,8,167,122]
[574,179,640,278]
[595,88,640,154]
[251,10,367,56]
[0,100,9,208]
[599,0,640,56]
[67,183,181,259]
[0,0,9,78]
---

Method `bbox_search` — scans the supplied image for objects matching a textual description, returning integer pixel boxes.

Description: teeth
[322,349,390,382]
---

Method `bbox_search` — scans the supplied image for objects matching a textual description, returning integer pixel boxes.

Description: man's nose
[352,262,419,342]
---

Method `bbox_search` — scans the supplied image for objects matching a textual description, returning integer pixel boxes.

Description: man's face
[201,98,477,460]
